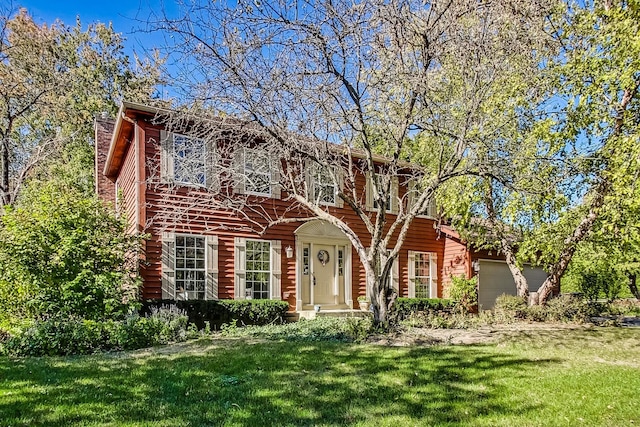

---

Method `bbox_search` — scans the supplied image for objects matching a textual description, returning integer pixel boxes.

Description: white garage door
[477,260,547,310]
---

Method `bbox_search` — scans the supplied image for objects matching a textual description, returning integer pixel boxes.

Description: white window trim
[233,148,281,199]
[234,237,282,300]
[308,163,343,208]
[407,179,437,219]
[243,148,272,197]
[366,172,399,214]
[407,251,438,298]
[160,130,218,190]
[173,133,206,187]
[161,232,218,300]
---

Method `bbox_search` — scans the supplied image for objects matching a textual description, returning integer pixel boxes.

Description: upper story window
[366,173,398,214]
[407,179,437,218]
[174,134,206,186]
[244,148,272,196]
[312,166,337,205]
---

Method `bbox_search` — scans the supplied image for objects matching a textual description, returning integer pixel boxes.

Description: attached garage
[477,260,547,310]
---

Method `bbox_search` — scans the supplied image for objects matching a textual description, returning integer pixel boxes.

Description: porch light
[285,245,294,258]
[472,260,480,272]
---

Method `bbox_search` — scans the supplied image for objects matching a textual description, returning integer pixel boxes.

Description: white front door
[313,244,335,304]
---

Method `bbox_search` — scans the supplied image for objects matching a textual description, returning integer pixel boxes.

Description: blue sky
[13,0,176,57]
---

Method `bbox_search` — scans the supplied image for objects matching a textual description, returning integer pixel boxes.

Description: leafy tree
[440,0,640,304]
[0,7,161,206]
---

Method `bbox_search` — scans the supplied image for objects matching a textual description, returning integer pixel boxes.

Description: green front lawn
[1,326,639,426]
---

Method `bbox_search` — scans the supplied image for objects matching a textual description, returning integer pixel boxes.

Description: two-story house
[95,102,547,313]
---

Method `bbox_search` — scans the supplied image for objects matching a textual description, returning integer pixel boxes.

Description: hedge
[140,299,290,329]
[393,298,454,320]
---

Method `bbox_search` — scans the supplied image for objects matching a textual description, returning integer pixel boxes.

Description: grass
[0,326,639,426]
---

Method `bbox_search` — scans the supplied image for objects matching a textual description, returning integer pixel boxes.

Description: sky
[11,0,177,58]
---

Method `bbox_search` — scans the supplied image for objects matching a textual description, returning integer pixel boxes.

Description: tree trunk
[536,182,608,304]
[1,136,10,207]
[629,273,640,300]
[500,239,529,299]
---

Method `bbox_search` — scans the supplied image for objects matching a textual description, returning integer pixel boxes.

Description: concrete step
[296,309,370,320]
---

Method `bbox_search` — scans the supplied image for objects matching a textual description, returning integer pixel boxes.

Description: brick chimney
[94,114,116,204]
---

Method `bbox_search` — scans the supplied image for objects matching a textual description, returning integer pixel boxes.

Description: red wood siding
[441,234,471,297]
[97,113,474,308]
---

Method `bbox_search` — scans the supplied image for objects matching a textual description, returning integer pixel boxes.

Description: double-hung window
[413,252,431,298]
[175,235,206,299]
[174,134,206,185]
[161,233,218,300]
[366,172,398,214]
[312,166,337,205]
[408,251,437,298]
[244,148,271,196]
[245,240,271,299]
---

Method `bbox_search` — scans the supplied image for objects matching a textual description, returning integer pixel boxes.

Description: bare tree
[149,0,554,324]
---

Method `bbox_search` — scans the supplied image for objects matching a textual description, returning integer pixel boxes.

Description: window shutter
[271,240,282,300]
[335,167,344,208]
[234,237,246,299]
[233,148,245,195]
[160,131,174,183]
[205,139,219,192]
[304,159,314,202]
[392,255,399,293]
[206,235,219,300]
[391,176,399,214]
[161,232,176,299]
[365,172,374,211]
[407,179,417,212]
[271,156,281,199]
[407,250,416,298]
[429,253,438,298]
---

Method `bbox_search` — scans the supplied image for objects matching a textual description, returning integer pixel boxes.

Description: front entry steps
[294,308,370,320]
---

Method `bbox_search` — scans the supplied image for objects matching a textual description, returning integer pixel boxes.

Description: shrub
[1,308,189,357]
[493,294,528,321]
[141,299,289,329]
[544,294,598,323]
[220,317,374,343]
[392,298,454,321]
[448,275,478,312]
[0,183,143,324]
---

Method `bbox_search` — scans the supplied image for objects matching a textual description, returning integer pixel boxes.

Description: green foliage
[543,295,599,323]
[141,299,290,329]
[493,294,529,321]
[220,317,374,343]
[563,244,627,302]
[448,275,478,312]
[0,183,142,324]
[1,308,189,357]
[392,298,454,322]
[0,8,163,206]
